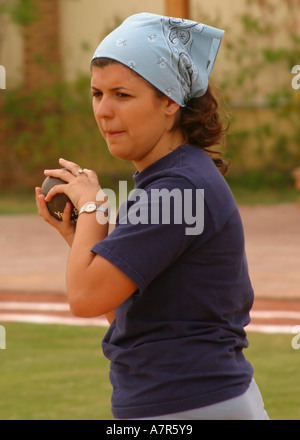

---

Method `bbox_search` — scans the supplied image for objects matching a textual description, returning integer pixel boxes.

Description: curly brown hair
[91,57,230,175]
[180,87,230,175]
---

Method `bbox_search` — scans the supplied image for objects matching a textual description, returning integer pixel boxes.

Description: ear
[165,98,181,116]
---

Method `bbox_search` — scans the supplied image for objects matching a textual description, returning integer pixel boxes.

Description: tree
[22,0,62,91]
[165,0,190,19]
[0,0,62,91]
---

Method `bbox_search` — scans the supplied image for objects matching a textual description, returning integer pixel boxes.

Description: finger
[35,188,61,226]
[82,168,100,185]
[58,158,82,176]
[43,167,74,182]
[35,187,49,216]
[35,186,41,202]
[35,187,42,214]
[62,201,72,223]
[44,183,69,202]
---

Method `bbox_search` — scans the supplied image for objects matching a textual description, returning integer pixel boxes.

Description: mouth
[106,130,125,138]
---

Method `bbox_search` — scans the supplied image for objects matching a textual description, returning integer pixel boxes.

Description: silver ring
[76,168,86,177]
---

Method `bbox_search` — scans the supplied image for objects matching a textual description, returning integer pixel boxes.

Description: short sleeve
[92,177,211,292]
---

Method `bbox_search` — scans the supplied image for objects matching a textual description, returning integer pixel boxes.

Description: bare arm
[65,209,136,318]
[35,159,136,322]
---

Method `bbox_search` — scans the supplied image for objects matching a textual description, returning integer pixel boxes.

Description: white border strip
[1,303,300,333]
[0,313,108,327]
[0,314,299,334]
[2,304,300,320]
[0,302,70,311]
[251,310,300,320]
[247,323,297,334]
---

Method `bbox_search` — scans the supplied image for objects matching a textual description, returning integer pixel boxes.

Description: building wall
[0,18,23,88]
[1,0,297,97]
[59,0,165,81]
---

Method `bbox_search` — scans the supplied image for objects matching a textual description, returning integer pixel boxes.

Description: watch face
[85,202,96,212]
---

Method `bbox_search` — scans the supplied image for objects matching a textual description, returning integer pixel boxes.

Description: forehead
[91,62,151,90]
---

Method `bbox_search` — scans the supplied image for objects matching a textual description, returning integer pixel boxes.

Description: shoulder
[175,145,240,232]
[133,144,239,233]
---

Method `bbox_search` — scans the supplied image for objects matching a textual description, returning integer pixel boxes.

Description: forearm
[67,210,109,313]
[37,162,118,318]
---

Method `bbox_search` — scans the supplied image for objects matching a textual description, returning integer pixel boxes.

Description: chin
[107,144,134,162]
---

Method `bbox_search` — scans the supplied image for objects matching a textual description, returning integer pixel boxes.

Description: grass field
[0,323,299,420]
[0,184,299,420]
[0,184,298,215]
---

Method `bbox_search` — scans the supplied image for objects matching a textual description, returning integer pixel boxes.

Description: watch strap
[78,202,109,217]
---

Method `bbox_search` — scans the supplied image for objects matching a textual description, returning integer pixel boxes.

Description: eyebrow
[91,85,134,92]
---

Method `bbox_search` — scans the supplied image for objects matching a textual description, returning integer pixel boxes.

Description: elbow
[69,300,93,318]
[69,300,102,318]
[67,286,101,318]
[69,302,91,318]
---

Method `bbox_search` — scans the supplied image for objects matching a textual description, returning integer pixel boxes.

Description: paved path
[0,214,69,293]
[1,290,300,334]
[240,204,300,299]
[0,204,300,332]
[0,204,299,298]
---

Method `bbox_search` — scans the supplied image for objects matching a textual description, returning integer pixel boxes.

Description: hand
[43,158,102,210]
[35,158,102,246]
[35,186,76,247]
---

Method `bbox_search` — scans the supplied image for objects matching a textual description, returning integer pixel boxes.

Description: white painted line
[1,303,300,334]
[0,302,69,311]
[251,310,300,320]
[0,313,297,334]
[2,303,300,320]
[247,324,297,334]
[0,313,108,327]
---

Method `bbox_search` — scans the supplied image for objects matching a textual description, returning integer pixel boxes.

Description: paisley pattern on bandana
[161,18,205,103]
[92,13,224,107]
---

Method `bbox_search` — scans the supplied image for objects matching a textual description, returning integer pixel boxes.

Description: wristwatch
[78,201,109,217]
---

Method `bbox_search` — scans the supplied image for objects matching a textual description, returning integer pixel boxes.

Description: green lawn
[0,323,112,420]
[0,184,298,215]
[0,323,299,420]
[247,332,300,421]
[0,190,38,215]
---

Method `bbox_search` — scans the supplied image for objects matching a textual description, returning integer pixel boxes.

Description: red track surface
[1,291,300,333]
[1,204,300,333]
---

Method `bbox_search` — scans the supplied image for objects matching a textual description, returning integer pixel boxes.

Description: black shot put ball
[40,173,78,221]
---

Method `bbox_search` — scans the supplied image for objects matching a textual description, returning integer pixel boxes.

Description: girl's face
[91,63,182,172]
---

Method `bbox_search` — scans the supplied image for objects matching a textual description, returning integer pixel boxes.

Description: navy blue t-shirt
[92,145,254,419]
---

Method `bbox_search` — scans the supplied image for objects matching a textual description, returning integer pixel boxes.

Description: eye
[116,92,130,98]
[91,90,102,98]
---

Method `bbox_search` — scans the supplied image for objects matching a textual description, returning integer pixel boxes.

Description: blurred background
[1,1,300,421]
[0,0,300,208]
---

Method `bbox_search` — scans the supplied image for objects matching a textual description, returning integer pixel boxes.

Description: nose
[94,95,114,120]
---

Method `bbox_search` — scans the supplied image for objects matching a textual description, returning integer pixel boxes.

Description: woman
[35,13,269,420]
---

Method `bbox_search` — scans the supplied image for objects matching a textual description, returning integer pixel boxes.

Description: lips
[102,126,126,138]
[106,131,124,137]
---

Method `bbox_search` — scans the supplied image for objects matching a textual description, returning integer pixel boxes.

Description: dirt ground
[0,203,300,329]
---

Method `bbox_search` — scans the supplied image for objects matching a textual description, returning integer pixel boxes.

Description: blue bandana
[91,13,224,107]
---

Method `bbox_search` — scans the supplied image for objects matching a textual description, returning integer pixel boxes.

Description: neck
[133,130,185,173]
